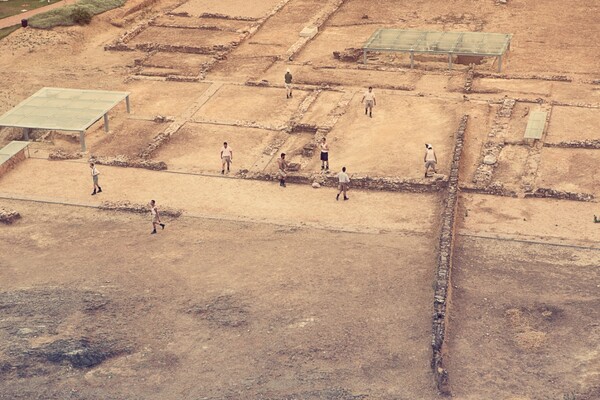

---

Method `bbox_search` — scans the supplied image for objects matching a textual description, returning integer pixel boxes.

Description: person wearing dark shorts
[320,137,329,171]
[90,162,101,195]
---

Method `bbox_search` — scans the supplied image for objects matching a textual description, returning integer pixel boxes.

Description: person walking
[285,68,293,99]
[149,200,166,235]
[90,162,102,195]
[320,137,329,171]
[361,86,376,117]
[424,144,438,177]
[221,142,233,174]
[277,153,288,187]
[336,166,350,201]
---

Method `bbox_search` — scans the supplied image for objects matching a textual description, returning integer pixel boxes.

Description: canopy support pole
[79,131,86,152]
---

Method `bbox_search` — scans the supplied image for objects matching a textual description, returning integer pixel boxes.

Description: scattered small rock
[483,155,497,165]
[0,208,21,224]
[311,182,321,188]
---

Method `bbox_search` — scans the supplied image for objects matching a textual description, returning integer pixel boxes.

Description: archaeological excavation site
[0,0,598,398]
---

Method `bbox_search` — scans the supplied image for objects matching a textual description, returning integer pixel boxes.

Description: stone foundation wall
[524,188,595,202]
[432,115,468,395]
[240,171,448,193]
[0,148,27,178]
[544,139,600,149]
[92,156,167,171]
[99,201,181,218]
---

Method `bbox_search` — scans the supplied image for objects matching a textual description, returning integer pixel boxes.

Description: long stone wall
[0,148,27,178]
[432,115,468,395]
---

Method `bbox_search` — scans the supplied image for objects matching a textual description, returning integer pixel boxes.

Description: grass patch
[0,24,19,40]
[28,0,125,29]
[0,0,59,20]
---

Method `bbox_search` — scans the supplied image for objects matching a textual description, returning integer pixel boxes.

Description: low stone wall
[432,115,468,395]
[473,72,572,82]
[0,207,21,224]
[463,65,474,93]
[91,156,167,171]
[99,201,181,218]
[460,183,517,198]
[0,148,27,177]
[524,188,595,202]
[544,139,600,149]
[48,149,84,160]
[239,171,448,193]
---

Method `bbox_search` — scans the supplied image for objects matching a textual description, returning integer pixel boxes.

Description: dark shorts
[320,152,328,161]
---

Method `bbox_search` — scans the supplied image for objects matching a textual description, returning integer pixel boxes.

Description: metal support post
[79,131,86,152]
[497,55,502,73]
[23,128,30,141]
[410,52,414,69]
[363,49,367,64]
[103,113,109,133]
[126,95,131,113]
[448,53,453,70]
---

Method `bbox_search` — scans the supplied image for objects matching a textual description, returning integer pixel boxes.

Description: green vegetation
[0,0,58,20]
[28,0,125,29]
[0,24,19,40]
[70,6,92,25]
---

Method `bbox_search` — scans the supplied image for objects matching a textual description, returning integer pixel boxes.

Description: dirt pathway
[0,0,75,29]
[0,158,440,233]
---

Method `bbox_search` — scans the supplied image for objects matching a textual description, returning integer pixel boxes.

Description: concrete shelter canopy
[0,87,131,151]
[363,29,512,72]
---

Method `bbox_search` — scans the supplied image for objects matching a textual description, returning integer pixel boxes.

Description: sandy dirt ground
[0,199,440,400]
[448,235,600,400]
[1,0,600,398]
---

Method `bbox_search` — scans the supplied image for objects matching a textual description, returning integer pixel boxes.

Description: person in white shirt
[424,144,438,177]
[221,142,233,174]
[320,137,329,171]
[361,86,376,118]
[90,162,101,195]
[336,166,350,201]
[149,200,166,234]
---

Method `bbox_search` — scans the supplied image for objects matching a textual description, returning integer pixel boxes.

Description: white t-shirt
[320,142,329,153]
[425,148,436,162]
[364,91,375,101]
[221,146,232,158]
[91,166,99,176]
[338,172,350,183]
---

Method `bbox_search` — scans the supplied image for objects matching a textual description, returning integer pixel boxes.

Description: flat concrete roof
[364,30,512,56]
[0,87,130,132]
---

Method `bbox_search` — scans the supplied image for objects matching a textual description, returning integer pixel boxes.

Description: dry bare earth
[0,201,439,399]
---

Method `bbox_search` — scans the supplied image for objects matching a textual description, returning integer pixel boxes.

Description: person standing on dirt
[336,166,350,201]
[277,153,288,187]
[221,142,233,174]
[149,200,166,235]
[320,137,329,171]
[285,68,293,99]
[361,86,376,117]
[424,144,438,177]
[90,162,102,195]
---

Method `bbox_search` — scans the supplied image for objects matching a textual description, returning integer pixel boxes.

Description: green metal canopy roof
[0,87,130,132]
[363,29,512,56]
